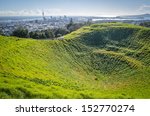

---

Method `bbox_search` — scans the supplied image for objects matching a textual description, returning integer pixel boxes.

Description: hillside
[0,23,150,98]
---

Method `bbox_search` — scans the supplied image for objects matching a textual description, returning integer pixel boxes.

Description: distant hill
[0,22,150,98]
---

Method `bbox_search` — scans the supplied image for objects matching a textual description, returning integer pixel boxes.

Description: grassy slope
[0,23,150,98]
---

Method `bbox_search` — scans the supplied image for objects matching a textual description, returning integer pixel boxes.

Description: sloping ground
[0,23,150,98]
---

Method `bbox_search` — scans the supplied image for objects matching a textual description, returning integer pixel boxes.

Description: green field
[0,23,150,98]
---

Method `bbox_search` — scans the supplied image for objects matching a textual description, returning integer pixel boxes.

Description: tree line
[12,27,69,39]
[139,22,150,28]
[3,20,89,39]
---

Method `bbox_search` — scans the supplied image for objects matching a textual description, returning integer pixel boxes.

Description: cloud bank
[138,5,150,13]
[0,9,67,16]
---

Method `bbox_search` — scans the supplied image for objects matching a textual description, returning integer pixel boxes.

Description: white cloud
[138,5,150,13]
[0,10,16,16]
[0,9,67,16]
[0,10,38,16]
[0,8,101,16]
[2,8,145,17]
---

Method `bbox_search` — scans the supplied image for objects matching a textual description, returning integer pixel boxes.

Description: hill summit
[0,23,150,98]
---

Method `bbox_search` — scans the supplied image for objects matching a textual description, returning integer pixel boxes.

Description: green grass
[0,22,150,98]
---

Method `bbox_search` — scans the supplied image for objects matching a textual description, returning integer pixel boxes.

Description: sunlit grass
[0,22,150,98]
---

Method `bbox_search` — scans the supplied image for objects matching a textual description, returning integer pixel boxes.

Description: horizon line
[0,13,149,18]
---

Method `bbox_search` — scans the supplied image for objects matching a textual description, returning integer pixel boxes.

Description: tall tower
[42,11,44,17]
[42,11,46,20]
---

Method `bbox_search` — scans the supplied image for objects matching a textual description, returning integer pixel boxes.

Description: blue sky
[0,0,150,16]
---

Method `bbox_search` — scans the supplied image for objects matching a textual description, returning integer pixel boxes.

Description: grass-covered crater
[0,23,150,98]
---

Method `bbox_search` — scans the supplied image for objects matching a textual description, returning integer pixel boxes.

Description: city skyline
[0,0,150,17]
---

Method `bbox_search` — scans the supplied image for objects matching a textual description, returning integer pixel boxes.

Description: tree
[66,22,84,32]
[12,27,29,38]
[29,31,39,39]
[66,18,74,31]
[45,29,55,39]
[85,19,92,26]
[0,29,4,35]
[140,22,150,27]
[29,29,55,39]
[53,28,69,37]
[29,31,34,38]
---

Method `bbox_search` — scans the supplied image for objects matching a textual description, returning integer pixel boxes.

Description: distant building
[42,12,46,21]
